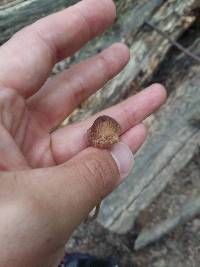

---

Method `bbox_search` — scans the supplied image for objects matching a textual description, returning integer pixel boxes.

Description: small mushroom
[87,115,121,149]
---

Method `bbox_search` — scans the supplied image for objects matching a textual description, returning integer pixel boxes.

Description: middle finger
[28,43,130,129]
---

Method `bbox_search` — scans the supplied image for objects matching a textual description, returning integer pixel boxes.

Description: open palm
[0,0,165,172]
[0,1,167,267]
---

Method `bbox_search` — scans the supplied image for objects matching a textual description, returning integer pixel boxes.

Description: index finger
[0,0,116,98]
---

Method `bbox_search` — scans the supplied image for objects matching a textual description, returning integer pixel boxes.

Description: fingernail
[110,142,134,181]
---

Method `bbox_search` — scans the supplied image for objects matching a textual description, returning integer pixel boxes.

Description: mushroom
[87,115,121,149]
[86,115,121,221]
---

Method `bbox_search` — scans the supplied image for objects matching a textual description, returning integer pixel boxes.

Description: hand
[0,0,166,266]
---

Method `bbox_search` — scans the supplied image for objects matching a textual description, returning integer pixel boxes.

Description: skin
[0,0,167,266]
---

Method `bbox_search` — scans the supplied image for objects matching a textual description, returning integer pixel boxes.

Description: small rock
[153,259,166,267]
[192,218,200,232]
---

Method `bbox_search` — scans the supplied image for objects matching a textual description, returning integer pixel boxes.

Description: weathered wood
[0,0,164,45]
[1,0,197,115]
[134,198,200,250]
[70,0,199,233]
[98,57,200,233]
[64,0,197,123]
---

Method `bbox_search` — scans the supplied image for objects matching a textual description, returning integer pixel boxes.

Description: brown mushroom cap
[87,115,121,149]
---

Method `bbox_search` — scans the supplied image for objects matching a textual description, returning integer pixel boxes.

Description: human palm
[0,0,166,267]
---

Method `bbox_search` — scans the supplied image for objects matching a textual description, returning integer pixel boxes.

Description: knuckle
[0,88,25,132]
[30,24,57,63]
[81,152,118,198]
[73,77,88,104]
[84,158,106,191]
[0,88,17,103]
[75,8,92,37]
[97,53,111,80]
[121,104,138,128]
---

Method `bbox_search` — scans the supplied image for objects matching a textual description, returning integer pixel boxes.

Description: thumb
[25,143,134,235]
[63,142,134,218]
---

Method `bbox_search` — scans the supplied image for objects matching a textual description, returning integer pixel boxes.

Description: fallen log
[64,0,198,123]
[98,62,200,233]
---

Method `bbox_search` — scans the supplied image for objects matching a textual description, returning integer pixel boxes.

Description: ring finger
[51,84,167,163]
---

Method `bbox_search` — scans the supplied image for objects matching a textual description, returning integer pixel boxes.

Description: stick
[145,20,200,64]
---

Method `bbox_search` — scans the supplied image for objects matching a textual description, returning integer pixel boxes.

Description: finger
[28,43,130,129]
[23,142,134,239]
[121,123,147,152]
[0,0,116,98]
[51,84,166,163]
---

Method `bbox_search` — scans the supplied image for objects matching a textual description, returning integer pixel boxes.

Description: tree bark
[100,71,200,233]
[134,198,200,250]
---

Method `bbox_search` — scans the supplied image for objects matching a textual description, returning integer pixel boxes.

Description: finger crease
[74,7,93,40]
[98,53,112,80]
[49,135,59,165]
[74,78,88,104]
[32,27,57,65]
[121,105,138,130]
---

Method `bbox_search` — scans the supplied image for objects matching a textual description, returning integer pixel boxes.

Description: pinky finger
[121,123,147,153]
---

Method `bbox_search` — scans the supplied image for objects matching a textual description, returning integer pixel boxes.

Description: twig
[86,202,101,222]
[134,198,200,251]
[145,20,200,64]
